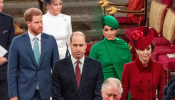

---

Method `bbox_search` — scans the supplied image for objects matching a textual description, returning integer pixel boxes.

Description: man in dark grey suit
[0,0,15,99]
[8,8,59,100]
[52,31,104,100]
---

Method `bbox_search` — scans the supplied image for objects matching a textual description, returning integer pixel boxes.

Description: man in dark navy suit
[0,0,15,99]
[8,8,59,100]
[52,31,104,100]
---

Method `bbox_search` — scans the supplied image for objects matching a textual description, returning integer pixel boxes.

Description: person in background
[121,26,165,100]
[52,31,104,100]
[8,8,59,100]
[101,77,123,100]
[90,15,132,81]
[163,77,175,100]
[0,0,15,99]
[43,0,72,59]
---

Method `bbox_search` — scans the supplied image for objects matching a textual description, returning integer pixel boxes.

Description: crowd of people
[0,0,175,100]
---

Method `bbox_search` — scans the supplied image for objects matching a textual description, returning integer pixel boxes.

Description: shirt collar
[47,11,61,17]
[28,30,41,41]
[71,55,85,64]
[135,58,153,73]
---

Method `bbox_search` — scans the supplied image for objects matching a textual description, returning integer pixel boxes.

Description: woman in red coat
[121,26,165,100]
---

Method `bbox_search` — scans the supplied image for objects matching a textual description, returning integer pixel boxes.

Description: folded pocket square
[2,30,8,34]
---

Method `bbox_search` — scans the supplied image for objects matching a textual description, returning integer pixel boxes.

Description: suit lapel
[66,57,79,94]
[39,33,47,67]
[79,57,89,94]
[23,32,38,67]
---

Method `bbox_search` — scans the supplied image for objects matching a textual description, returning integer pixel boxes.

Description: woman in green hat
[90,15,132,81]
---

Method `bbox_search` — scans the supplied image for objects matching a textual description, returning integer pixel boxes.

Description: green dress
[90,37,132,81]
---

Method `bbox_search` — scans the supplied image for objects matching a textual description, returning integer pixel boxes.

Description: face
[101,86,121,100]
[48,0,62,16]
[0,0,3,12]
[136,45,152,64]
[103,25,117,40]
[27,15,43,36]
[70,34,87,60]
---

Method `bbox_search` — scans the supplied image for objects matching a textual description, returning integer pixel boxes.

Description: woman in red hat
[121,26,165,100]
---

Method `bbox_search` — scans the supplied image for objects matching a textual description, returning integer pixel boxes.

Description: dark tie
[75,60,81,89]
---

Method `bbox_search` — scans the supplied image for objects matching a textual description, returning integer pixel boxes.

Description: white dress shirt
[28,31,41,55]
[71,56,85,74]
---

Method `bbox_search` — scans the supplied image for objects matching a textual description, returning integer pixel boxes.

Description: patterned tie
[33,36,39,90]
[33,37,39,65]
[75,60,81,89]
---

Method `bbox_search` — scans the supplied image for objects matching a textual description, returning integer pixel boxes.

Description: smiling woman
[90,15,132,81]
[103,25,117,40]
[43,0,72,59]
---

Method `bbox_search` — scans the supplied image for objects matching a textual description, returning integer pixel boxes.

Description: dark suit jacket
[8,32,59,100]
[52,56,104,100]
[0,12,15,80]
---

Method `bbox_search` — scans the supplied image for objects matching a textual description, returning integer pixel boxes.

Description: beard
[30,26,43,35]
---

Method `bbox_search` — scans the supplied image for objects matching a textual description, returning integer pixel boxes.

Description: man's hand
[0,57,7,65]
[10,96,18,100]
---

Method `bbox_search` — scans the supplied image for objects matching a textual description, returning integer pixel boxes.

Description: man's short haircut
[101,78,123,95]
[70,31,86,42]
[24,8,42,22]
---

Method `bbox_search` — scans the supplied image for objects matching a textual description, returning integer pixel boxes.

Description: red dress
[121,58,165,100]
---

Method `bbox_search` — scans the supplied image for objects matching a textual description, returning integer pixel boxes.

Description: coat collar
[22,32,47,68]
[79,57,89,94]
[66,57,78,94]
[23,32,38,67]
[135,58,153,73]
[39,33,47,67]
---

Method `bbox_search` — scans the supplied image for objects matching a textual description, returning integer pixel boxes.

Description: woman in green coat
[90,15,132,81]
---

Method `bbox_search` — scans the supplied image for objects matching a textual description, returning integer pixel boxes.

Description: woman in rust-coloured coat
[121,26,165,100]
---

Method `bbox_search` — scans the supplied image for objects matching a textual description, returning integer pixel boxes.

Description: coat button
[140,80,143,83]
[139,89,143,92]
